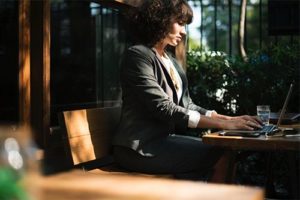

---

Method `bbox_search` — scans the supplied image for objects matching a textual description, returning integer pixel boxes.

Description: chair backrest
[59,106,121,166]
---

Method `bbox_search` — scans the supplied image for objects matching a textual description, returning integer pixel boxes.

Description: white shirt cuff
[205,110,216,117]
[187,110,201,128]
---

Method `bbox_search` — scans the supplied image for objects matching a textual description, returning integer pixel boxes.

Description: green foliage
[187,42,300,116]
[187,49,233,114]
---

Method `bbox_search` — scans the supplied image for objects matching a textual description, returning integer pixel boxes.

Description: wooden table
[24,170,264,200]
[203,131,300,151]
[202,124,300,198]
[203,124,300,151]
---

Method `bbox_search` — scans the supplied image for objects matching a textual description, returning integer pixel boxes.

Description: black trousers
[113,134,224,181]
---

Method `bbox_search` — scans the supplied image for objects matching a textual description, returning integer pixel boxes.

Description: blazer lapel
[152,49,179,104]
[171,58,188,92]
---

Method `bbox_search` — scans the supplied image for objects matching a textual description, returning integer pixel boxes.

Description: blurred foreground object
[0,125,40,200]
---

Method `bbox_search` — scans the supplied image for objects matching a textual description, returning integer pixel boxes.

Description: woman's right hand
[223,118,261,130]
[197,115,262,130]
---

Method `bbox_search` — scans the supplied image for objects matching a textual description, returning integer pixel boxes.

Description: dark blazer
[113,44,208,156]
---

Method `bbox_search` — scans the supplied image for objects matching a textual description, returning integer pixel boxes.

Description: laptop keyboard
[257,124,277,133]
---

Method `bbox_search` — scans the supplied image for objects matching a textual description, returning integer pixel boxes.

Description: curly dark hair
[126,0,193,47]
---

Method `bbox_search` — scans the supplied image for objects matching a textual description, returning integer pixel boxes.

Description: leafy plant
[187,49,233,114]
[186,42,300,198]
[187,42,300,116]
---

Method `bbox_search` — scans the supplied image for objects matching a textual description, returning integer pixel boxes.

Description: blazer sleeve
[185,89,208,115]
[121,47,190,129]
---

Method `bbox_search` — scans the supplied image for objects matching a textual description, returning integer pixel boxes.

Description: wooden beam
[19,0,31,128]
[30,0,50,148]
[94,0,142,7]
[30,0,42,147]
[43,0,51,149]
[88,0,141,9]
[114,0,142,7]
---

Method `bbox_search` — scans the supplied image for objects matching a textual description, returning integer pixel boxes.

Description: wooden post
[43,0,51,149]
[30,0,50,148]
[19,0,31,128]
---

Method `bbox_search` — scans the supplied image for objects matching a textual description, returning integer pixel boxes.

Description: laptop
[269,112,300,125]
[219,83,294,137]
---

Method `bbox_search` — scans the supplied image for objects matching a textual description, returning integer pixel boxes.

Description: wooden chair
[58,106,173,178]
[58,106,121,171]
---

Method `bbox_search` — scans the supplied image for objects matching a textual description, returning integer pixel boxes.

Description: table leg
[225,150,237,183]
[265,152,275,198]
[210,149,237,183]
[265,151,299,199]
[287,151,299,199]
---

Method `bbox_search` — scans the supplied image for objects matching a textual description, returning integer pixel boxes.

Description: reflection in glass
[50,1,128,125]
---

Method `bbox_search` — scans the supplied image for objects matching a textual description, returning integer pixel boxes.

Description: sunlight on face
[164,22,186,46]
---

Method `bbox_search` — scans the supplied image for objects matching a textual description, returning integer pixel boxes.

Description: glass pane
[187,0,201,49]
[0,1,19,124]
[231,3,241,55]
[249,0,259,5]
[261,1,269,49]
[246,4,260,51]
[216,3,229,53]
[202,0,213,6]
[50,0,127,125]
[232,0,241,6]
[100,8,126,103]
[202,4,215,51]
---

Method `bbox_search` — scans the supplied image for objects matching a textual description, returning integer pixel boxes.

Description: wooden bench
[33,169,265,200]
[58,106,173,177]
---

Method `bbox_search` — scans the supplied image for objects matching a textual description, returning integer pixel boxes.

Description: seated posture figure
[113,0,261,180]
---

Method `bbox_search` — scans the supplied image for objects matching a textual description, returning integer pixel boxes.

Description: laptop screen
[276,83,293,126]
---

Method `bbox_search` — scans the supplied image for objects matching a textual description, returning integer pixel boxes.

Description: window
[187,0,298,55]
[50,1,129,125]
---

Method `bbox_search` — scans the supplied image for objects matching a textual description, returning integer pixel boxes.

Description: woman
[113,0,261,180]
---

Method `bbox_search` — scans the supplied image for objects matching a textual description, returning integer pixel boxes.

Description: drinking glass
[257,105,270,125]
